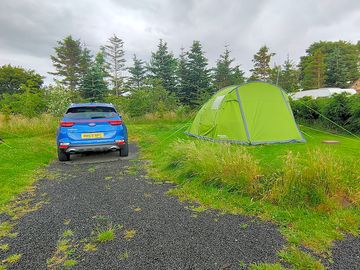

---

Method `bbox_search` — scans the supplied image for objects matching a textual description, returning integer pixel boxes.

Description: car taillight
[108,120,122,125]
[59,142,70,149]
[60,121,75,127]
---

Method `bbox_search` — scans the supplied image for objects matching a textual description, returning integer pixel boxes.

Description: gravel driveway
[1,144,285,269]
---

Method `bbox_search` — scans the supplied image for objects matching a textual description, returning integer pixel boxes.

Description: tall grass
[0,114,58,138]
[167,140,359,210]
[269,149,359,208]
[169,141,261,194]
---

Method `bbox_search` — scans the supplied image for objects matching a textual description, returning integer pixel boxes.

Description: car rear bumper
[64,143,125,154]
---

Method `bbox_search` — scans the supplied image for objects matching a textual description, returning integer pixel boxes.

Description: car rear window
[65,106,117,119]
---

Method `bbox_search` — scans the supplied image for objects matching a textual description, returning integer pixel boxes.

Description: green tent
[186,82,305,145]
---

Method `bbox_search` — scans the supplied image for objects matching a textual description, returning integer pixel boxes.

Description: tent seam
[235,87,251,144]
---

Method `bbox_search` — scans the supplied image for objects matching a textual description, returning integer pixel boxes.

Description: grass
[124,229,136,240]
[128,119,360,267]
[96,228,115,243]
[3,253,22,264]
[0,114,57,208]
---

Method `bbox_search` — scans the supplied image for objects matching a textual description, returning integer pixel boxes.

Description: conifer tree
[301,50,326,89]
[128,54,147,90]
[80,51,108,101]
[148,39,177,94]
[185,40,211,106]
[49,35,84,90]
[250,45,275,81]
[213,46,245,88]
[176,48,189,103]
[103,34,126,95]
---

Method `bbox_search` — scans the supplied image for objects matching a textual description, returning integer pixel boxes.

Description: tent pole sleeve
[235,88,251,143]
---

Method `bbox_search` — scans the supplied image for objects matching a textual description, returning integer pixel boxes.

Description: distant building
[291,88,357,100]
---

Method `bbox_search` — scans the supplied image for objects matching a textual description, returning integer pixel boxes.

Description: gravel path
[0,144,285,269]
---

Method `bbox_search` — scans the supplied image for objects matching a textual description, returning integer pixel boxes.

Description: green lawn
[0,115,57,209]
[128,120,360,268]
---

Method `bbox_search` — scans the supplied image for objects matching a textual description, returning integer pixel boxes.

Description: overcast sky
[0,0,360,83]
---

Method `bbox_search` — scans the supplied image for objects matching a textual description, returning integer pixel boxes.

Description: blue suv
[56,103,128,161]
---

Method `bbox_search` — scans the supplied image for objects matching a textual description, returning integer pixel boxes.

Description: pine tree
[278,56,299,92]
[250,46,275,81]
[103,34,126,95]
[231,66,246,85]
[80,51,108,101]
[128,54,147,90]
[176,47,189,103]
[185,40,211,106]
[49,35,84,90]
[148,39,177,94]
[302,50,326,89]
[213,46,245,88]
[213,46,234,89]
[79,47,93,78]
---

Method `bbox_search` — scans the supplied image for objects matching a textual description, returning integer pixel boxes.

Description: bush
[348,94,360,133]
[290,96,321,121]
[0,85,46,118]
[106,84,178,118]
[291,93,360,134]
[323,93,352,126]
[44,85,77,116]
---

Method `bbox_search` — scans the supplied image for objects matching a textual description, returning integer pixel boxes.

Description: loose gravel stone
[3,144,285,269]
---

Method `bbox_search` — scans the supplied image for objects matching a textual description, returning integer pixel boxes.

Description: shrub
[348,94,360,133]
[290,96,320,121]
[323,93,352,126]
[44,85,78,116]
[0,86,46,118]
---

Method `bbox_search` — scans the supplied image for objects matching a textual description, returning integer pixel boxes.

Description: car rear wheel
[58,149,70,161]
[119,142,129,157]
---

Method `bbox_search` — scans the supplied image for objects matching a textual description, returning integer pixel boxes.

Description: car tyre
[58,149,70,161]
[119,142,129,157]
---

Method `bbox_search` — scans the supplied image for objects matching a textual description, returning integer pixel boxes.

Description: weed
[117,224,124,230]
[47,229,77,269]
[88,167,96,173]
[238,260,246,269]
[62,230,74,238]
[239,223,249,229]
[96,228,115,243]
[104,176,113,180]
[250,262,285,270]
[124,229,136,240]
[118,250,129,261]
[64,219,71,225]
[278,246,325,269]
[4,253,22,264]
[63,259,77,268]
[83,243,97,252]
[0,244,9,251]
[0,222,13,238]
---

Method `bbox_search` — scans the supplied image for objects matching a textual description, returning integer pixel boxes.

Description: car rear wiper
[91,116,106,119]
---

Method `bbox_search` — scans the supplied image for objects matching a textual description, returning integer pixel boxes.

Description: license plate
[81,132,104,139]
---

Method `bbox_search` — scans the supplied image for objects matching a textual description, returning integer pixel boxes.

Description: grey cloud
[0,0,359,83]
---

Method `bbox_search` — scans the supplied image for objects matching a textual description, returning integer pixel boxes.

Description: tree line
[46,35,360,105]
[0,35,359,117]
